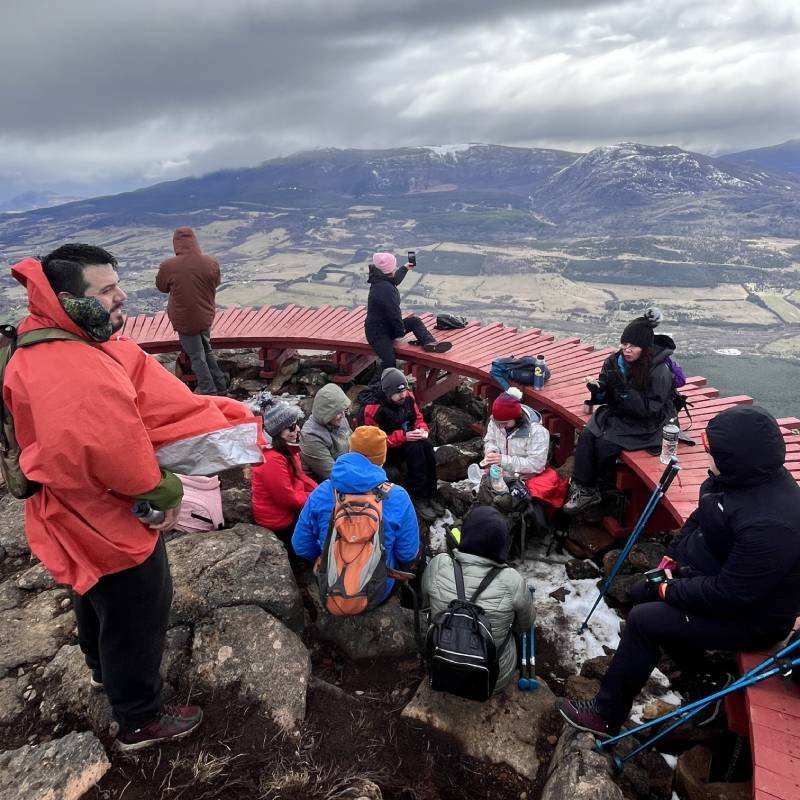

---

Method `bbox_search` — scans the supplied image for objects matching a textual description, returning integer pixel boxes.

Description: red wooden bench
[725,625,800,800]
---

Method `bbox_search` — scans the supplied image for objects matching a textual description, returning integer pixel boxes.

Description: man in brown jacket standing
[156,227,228,395]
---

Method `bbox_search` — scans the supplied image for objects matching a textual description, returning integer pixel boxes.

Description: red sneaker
[115,705,203,751]
[557,698,618,740]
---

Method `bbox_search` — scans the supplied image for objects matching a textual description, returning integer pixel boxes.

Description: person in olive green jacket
[422,506,536,692]
[299,383,352,481]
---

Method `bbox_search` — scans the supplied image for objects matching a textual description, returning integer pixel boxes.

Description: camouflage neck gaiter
[60,296,113,342]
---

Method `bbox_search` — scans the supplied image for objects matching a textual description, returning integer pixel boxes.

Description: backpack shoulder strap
[17,328,86,347]
[469,566,506,604]
[452,558,467,602]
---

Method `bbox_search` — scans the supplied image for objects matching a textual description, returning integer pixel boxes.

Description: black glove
[586,381,604,403]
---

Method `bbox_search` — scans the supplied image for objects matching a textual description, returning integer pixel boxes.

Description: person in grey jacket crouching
[422,506,536,692]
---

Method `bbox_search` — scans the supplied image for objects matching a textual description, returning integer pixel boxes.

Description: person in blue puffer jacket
[292,426,420,603]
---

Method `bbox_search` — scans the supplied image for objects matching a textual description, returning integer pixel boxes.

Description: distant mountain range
[0,190,84,214]
[2,141,800,248]
[721,139,800,176]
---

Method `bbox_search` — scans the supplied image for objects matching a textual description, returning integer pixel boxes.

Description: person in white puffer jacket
[483,387,550,479]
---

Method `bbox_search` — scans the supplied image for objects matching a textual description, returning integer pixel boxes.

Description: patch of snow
[714,348,741,355]
[661,753,678,769]
[428,510,455,554]
[425,143,474,157]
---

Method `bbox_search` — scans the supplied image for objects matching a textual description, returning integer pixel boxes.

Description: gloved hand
[586,381,604,403]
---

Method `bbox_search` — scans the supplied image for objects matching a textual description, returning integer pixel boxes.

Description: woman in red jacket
[251,400,317,539]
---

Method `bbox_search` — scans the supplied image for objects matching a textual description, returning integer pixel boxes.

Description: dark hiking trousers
[72,535,173,732]
[572,427,621,488]
[178,329,228,395]
[366,315,435,372]
[387,438,438,499]
[594,591,779,729]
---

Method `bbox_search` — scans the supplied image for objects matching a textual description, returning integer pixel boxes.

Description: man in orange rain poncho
[3,244,264,751]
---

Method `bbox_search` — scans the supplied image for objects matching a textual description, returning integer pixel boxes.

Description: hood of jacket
[508,405,542,438]
[706,405,786,486]
[312,383,350,425]
[330,452,389,493]
[367,264,396,284]
[173,227,201,257]
[12,258,94,340]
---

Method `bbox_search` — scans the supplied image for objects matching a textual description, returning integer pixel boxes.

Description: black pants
[366,316,434,372]
[572,427,622,488]
[387,439,438,500]
[594,584,778,728]
[73,536,173,732]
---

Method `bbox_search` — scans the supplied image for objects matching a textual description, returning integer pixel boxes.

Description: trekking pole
[595,633,800,755]
[577,457,680,635]
[606,654,800,771]
[518,586,539,691]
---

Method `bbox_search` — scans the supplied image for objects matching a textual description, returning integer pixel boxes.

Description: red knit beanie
[492,387,523,421]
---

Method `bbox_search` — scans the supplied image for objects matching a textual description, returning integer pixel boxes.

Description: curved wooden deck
[123,303,800,535]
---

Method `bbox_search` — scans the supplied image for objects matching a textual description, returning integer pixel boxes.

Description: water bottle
[659,422,680,464]
[533,354,546,391]
[489,464,508,493]
[132,500,165,525]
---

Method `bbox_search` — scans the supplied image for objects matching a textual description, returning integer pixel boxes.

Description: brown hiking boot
[115,705,203,751]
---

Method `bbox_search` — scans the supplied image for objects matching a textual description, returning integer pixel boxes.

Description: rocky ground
[0,352,753,800]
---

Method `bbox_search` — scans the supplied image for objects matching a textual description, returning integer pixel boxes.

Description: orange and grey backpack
[317,481,392,615]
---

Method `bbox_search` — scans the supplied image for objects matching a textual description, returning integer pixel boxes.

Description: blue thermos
[533,354,546,391]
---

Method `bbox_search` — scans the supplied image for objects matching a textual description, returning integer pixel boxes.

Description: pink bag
[173,474,225,533]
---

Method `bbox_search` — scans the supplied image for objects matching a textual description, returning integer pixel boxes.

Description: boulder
[579,655,613,681]
[603,574,644,606]
[539,729,624,800]
[565,559,601,580]
[38,645,113,732]
[434,438,483,482]
[564,523,616,559]
[314,595,420,660]
[0,496,28,559]
[564,675,600,701]
[167,524,303,631]
[601,542,666,578]
[436,482,475,520]
[0,589,74,672]
[219,484,253,526]
[16,562,56,591]
[401,676,556,781]
[428,405,478,445]
[675,745,750,800]
[191,605,310,735]
[0,580,24,612]
[0,677,23,725]
[0,731,110,800]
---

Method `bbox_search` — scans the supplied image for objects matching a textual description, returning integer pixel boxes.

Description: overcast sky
[0,0,797,202]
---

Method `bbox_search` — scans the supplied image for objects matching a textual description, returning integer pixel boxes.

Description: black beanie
[459,506,509,562]
[620,316,655,349]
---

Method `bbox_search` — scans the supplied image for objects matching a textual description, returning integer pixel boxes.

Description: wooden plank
[754,765,800,799]
[750,723,800,759]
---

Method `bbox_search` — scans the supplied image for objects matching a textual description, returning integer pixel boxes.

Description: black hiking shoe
[89,672,104,692]
[564,483,602,515]
[684,672,734,727]
[115,705,203,751]
[429,498,446,516]
[423,341,452,353]
[414,499,439,522]
[557,698,619,740]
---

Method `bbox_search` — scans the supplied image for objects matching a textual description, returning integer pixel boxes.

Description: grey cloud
[0,0,797,201]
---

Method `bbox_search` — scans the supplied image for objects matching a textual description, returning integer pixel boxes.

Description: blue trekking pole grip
[577,458,680,635]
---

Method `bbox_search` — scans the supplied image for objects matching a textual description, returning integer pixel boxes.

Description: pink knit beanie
[372,252,397,275]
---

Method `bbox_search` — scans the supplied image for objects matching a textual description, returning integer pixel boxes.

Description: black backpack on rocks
[425,558,508,702]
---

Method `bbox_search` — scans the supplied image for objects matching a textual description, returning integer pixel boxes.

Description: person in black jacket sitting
[364,252,451,371]
[558,405,800,738]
